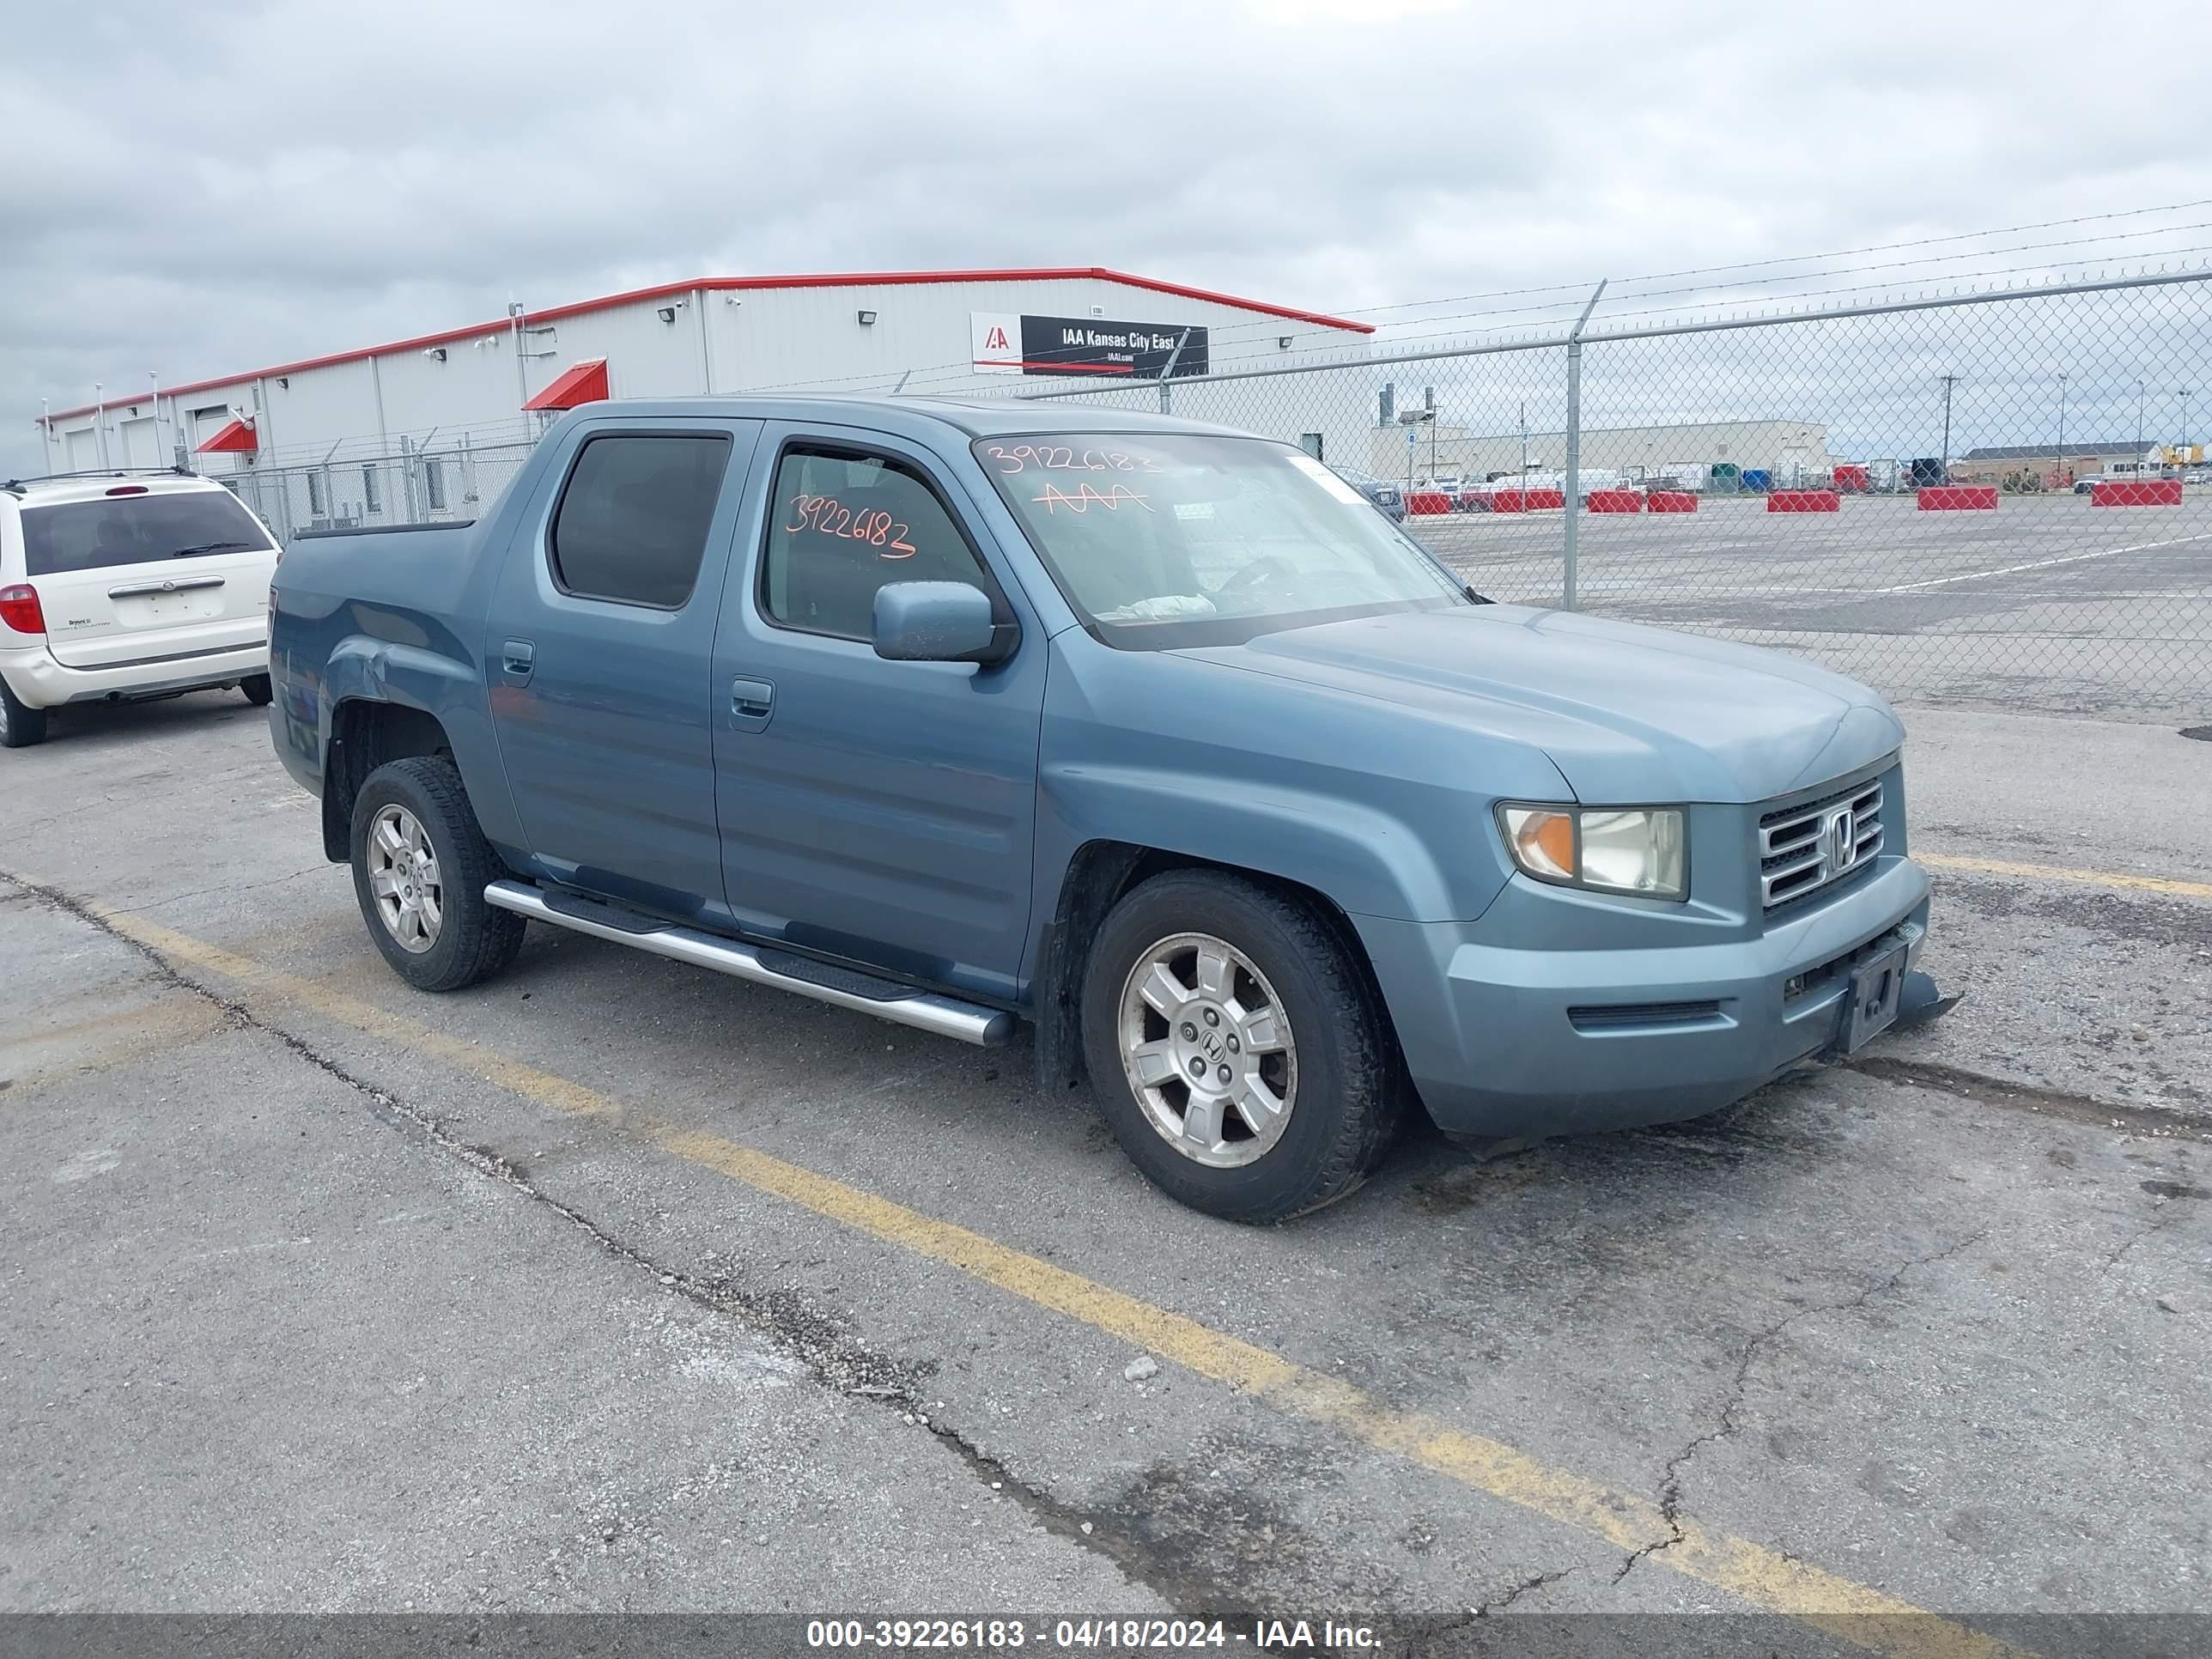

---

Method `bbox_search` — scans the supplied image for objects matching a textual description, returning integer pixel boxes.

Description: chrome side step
[483,879,1014,1048]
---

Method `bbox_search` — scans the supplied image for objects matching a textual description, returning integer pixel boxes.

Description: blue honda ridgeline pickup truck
[270,398,1936,1222]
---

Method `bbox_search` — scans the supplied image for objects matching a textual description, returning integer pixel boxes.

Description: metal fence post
[1561,279,1607,611]
[1158,329,1191,415]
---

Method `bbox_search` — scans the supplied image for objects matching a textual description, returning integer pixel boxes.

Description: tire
[349,756,525,992]
[0,679,48,749]
[1080,870,1402,1223]
[240,673,274,707]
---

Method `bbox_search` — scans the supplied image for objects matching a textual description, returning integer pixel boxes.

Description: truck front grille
[1759,778,1883,912]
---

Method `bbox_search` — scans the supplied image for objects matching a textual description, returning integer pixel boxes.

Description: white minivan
[0,469,281,748]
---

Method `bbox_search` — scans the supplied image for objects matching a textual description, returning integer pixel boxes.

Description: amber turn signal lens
[1503,806,1577,880]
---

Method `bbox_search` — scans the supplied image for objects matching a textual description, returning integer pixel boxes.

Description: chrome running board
[483,879,1014,1048]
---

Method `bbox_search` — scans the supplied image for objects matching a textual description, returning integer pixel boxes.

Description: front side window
[21,489,275,576]
[975,434,1467,647]
[762,447,990,640]
[550,433,731,608]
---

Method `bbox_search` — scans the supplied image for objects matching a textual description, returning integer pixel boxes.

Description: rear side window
[762,447,989,640]
[550,434,731,608]
[21,489,274,576]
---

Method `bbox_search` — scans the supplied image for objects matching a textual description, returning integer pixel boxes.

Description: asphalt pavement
[3,688,2208,1657]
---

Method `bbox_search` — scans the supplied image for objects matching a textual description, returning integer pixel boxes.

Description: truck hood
[1176,605,1904,804]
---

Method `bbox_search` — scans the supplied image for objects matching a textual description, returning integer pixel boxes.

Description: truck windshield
[974,434,1468,647]
[22,488,274,576]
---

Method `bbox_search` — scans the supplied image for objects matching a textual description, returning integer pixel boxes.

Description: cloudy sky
[7,0,2208,476]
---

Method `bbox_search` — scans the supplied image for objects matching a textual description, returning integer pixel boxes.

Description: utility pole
[2181,388,2194,458]
[2137,379,2147,462]
[1519,398,1528,481]
[92,382,108,470]
[1937,374,1958,481]
[2054,373,2068,483]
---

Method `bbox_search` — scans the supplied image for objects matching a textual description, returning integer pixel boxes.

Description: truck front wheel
[1080,870,1401,1222]
[349,757,525,992]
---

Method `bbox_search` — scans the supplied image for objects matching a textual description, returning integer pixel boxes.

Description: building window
[307,471,327,515]
[1299,433,1324,461]
[423,458,447,512]
[550,434,731,608]
[362,465,382,514]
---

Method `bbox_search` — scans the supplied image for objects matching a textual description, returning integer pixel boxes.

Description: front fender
[1041,761,1477,924]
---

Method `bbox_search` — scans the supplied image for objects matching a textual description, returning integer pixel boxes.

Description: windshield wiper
[171,539,262,556]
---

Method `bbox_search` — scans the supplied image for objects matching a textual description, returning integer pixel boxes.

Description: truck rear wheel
[1080,870,1401,1222]
[0,680,49,749]
[350,757,525,992]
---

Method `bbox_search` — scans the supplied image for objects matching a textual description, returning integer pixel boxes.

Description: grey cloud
[5,0,2205,476]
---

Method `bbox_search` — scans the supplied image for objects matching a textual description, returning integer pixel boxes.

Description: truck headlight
[1497,805,1687,899]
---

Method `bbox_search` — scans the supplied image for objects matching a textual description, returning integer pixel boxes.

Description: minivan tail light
[0,584,46,635]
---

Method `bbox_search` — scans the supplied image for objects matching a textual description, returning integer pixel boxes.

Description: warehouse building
[1948,441,2159,487]
[35,268,1375,537]
[1370,415,1836,489]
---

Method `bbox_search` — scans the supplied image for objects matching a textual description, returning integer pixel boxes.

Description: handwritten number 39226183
[783,495,916,559]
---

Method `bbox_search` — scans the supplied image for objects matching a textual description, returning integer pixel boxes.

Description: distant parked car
[0,466,280,747]
[1328,465,1407,522]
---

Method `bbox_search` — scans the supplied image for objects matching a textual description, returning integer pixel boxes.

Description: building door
[710,424,1044,1004]
[484,416,763,920]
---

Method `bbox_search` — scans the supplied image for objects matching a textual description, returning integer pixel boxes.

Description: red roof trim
[44,268,1372,420]
[522,357,611,411]
[193,416,258,454]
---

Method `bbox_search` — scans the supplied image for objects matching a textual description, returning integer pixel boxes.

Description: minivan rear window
[21,489,274,577]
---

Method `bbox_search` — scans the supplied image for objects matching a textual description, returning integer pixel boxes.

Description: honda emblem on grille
[1821,806,1858,878]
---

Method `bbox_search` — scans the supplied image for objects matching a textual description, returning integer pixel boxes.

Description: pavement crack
[0,867,1211,1613]
[1846,1054,2209,1139]
[2106,1204,2181,1272]
[135,860,335,912]
[1472,1565,1577,1615]
[1613,1226,1987,1585]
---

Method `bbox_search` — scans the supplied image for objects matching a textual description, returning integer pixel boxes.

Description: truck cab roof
[544,394,1261,442]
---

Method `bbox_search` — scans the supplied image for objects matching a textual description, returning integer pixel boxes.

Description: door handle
[501,639,536,683]
[729,675,775,729]
[108,574,225,598]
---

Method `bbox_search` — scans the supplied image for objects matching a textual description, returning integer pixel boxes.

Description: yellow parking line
[83,900,2027,1659]
[1918,851,2212,901]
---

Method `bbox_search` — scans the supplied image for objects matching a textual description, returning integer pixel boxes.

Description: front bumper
[0,640,268,708]
[1358,855,1933,1139]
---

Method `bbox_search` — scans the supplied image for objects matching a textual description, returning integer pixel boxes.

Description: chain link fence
[223,434,536,547]
[1018,270,2212,719]
[212,270,2210,720]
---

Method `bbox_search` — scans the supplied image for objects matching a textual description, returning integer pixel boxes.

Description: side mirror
[871,580,1018,665]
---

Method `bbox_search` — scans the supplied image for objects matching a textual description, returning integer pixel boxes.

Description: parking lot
[4,681,2209,1653]
[1408,494,2212,721]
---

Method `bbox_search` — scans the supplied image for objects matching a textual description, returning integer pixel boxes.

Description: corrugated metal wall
[40,276,1374,482]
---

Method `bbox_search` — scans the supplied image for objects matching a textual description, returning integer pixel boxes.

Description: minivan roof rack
[1,464,198,495]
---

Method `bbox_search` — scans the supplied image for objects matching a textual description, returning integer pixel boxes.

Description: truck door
[485,416,763,918]
[709,424,1045,1006]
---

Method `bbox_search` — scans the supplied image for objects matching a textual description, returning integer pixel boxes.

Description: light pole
[2182,388,2194,458]
[2137,379,2147,464]
[2054,372,2068,484]
[1937,374,1958,482]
